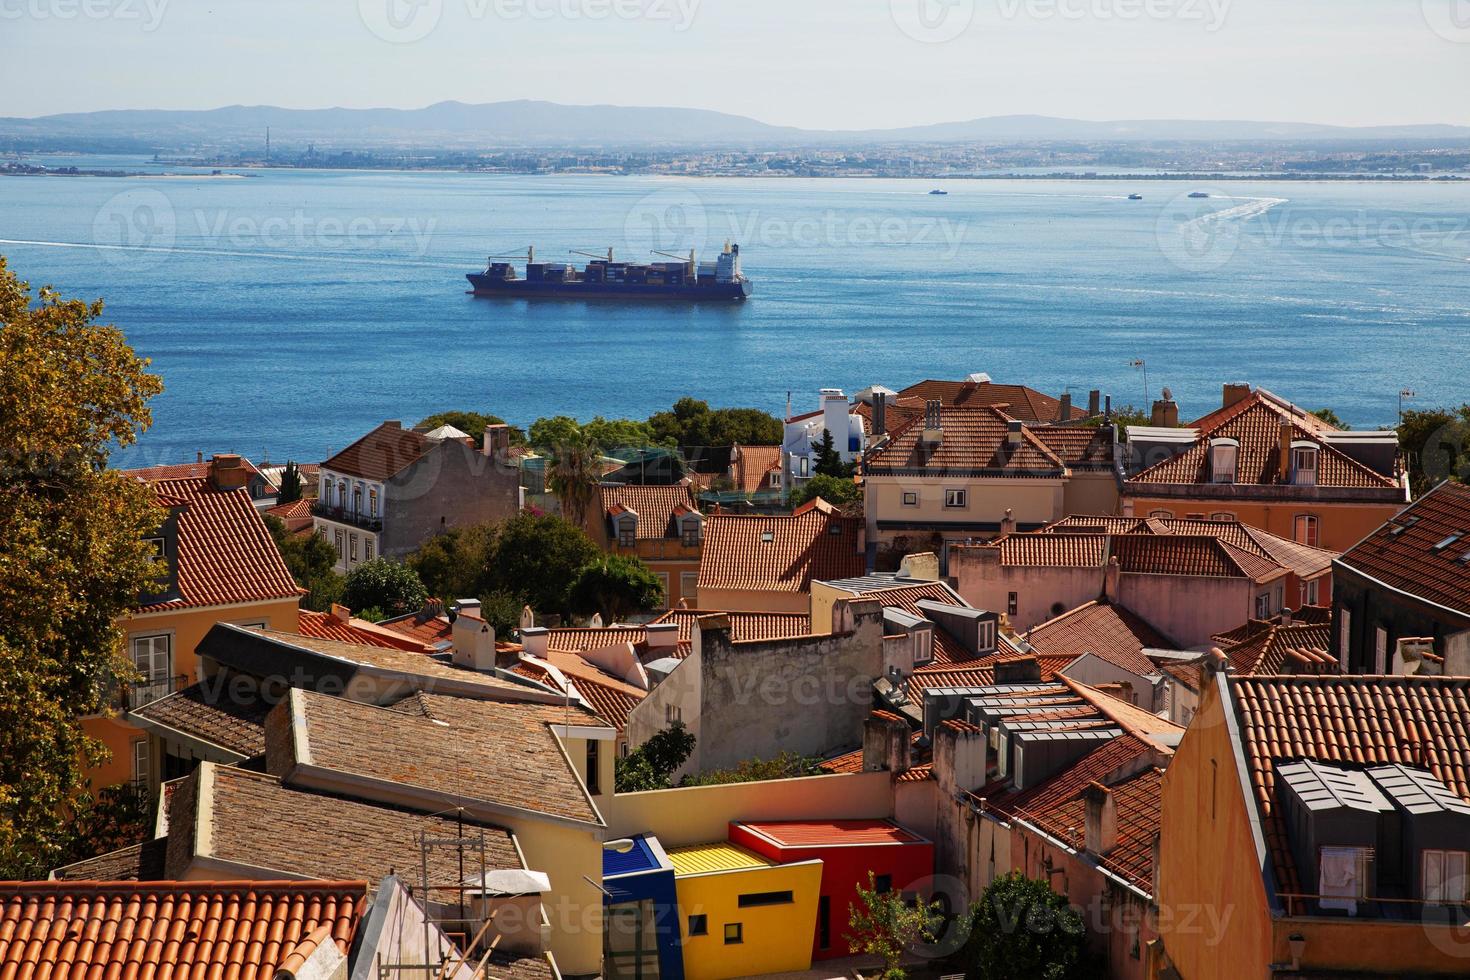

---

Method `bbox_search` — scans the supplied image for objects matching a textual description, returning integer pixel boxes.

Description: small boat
[1128,193,1143,200]
[1188,191,1209,199]
[928,189,948,195]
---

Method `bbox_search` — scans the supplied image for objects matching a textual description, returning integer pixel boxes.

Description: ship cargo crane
[652,248,697,274]
[486,247,535,265]
[570,248,615,262]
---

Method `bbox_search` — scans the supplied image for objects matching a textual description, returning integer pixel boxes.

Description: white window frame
[768,471,781,488]
[1302,578,1320,607]
[131,739,150,785]
[798,456,810,478]
[334,529,345,559]
[977,620,996,652]
[1294,514,1320,547]
[364,538,374,562]
[1255,593,1272,619]
[1209,439,1239,484]
[1209,511,1236,521]
[1339,607,1352,670]
[1148,509,1174,519]
[130,633,172,683]
[1375,627,1388,674]
[944,488,967,509]
[1423,849,1469,904]
[369,487,379,517]
[680,571,698,603]
[902,491,918,507]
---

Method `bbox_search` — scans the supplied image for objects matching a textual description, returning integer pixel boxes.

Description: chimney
[1222,383,1251,410]
[451,613,496,671]
[1083,782,1118,857]
[196,450,204,464]
[330,603,352,624]
[921,400,943,446]
[645,622,679,651]
[1103,555,1121,601]
[1059,392,1072,422]
[873,392,887,436]
[483,424,511,459]
[1280,607,1294,627]
[862,712,913,776]
[1149,391,1179,428]
[821,388,848,454]
[521,625,549,658]
[1000,508,1016,536]
[994,655,1042,685]
[384,420,402,430]
[209,453,250,492]
[1279,418,1293,483]
[1087,389,1101,418]
[456,598,482,620]
[1006,419,1023,446]
[519,605,535,630]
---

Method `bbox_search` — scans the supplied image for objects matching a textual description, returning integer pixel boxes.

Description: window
[723,923,742,945]
[768,471,781,488]
[1375,627,1388,674]
[655,572,669,607]
[760,530,774,543]
[369,488,379,516]
[131,739,150,785]
[902,491,918,507]
[1209,439,1239,484]
[680,572,698,605]
[1007,592,1018,617]
[352,486,362,513]
[1339,607,1352,670]
[364,538,374,562]
[687,915,707,937]
[1209,511,1236,521]
[817,896,831,950]
[1319,846,1373,913]
[1255,593,1272,619]
[944,488,967,509]
[1301,578,1319,607]
[144,536,167,559]
[682,522,701,547]
[874,874,892,894]
[1294,514,1320,547]
[977,620,996,652]
[1148,509,1174,519]
[131,634,171,684]
[798,456,810,478]
[1423,849,1469,904]
[665,704,681,724]
[337,481,347,507]
[585,739,601,795]
[1292,445,1319,486]
[334,529,345,558]
[737,891,794,908]
[618,527,636,548]
[1185,512,1206,520]
[349,533,359,562]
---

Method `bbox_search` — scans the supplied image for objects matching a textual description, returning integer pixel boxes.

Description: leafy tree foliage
[1310,407,1349,430]
[528,415,586,450]
[417,410,525,445]
[846,871,944,980]
[648,397,782,450]
[342,558,429,621]
[1397,405,1470,496]
[547,441,604,528]
[681,751,824,786]
[264,516,344,613]
[475,589,527,638]
[406,522,498,603]
[962,873,1087,980]
[812,427,853,477]
[615,722,696,792]
[0,257,165,877]
[788,473,863,511]
[276,460,303,504]
[486,513,602,617]
[568,554,665,623]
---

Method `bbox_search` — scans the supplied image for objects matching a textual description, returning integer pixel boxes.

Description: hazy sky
[4,0,1468,127]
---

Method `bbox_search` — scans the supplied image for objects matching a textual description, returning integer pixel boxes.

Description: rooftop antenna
[1129,359,1149,408]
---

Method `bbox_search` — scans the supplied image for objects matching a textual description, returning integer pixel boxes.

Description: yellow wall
[505,816,606,977]
[1124,495,1401,553]
[866,475,1067,545]
[89,598,300,788]
[675,860,823,980]
[689,586,810,615]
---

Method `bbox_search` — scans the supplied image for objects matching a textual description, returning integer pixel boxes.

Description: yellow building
[88,456,302,789]
[667,842,823,980]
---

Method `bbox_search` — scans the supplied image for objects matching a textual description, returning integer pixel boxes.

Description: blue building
[603,834,683,980]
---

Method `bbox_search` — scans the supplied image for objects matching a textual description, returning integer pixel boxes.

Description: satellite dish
[1162,386,1173,401]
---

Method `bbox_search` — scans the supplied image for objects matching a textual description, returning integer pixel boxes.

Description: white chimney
[645,623,679,650]
[451,614,496,671]
[821,388,848,454]
[521,626,549,658]
[456,598,482,619]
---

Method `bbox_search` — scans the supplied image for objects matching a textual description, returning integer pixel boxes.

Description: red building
[729,819,935,960]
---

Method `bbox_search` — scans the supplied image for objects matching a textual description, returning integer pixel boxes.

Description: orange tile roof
[650,609,811,644]
[865,406,1067,476]
[124,456,272,487]
[0,880,367,980]
[1043,514,1337,579]
[513,655,645,732]
[904,658,1077,702]
[596,484,699,539]
[1112,535,1282,580]
[1028,425,1115,471]
[1213,619,1337,675]
[1025,600,1176,676]
[547,626,649,651]
[1127,393,1397,490]
[136,480,302,613]
[730,445,783,494]
[375,603,454,647]
[739,819,928,847]
[321,422,433,481]
[698,500,864,595]
[1228,674,1470,900]
[986,533,1110,567]
[265,497,314,533]
[1337,481,1470,615]
[297,609,433,652]
[896,379,1085,422]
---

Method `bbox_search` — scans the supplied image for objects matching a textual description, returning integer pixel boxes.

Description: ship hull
[467,274,751,301]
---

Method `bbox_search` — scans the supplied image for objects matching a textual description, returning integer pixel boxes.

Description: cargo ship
[466,243,752,301]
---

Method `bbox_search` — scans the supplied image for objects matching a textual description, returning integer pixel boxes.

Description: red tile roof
[1043,514,1337,580]
[265,497,314,534]
[136,480,302,613]
[1127,393,1398,490]
[124,457,272,488]
[1029,426,1115,471]
[987,534,1110,567]
[730,445,783,494]
[297,609,433,652]
[1025,600,1176,676]
[739,819,927,847]
[1213,619,1337,675]
[596,484,700,539]
[698,500,865,595]
[650,609,812,644]
[896,379,1085,423]
[512,656,645,732]
[375,603,453,648]
[0,880,367,980]
[1336,481,1470,616]
[1228,674,1470,899]
[321,422,433,481]
[865,406,1067,476]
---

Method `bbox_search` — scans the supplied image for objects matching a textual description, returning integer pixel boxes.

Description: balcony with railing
[120,673,188,711]
[311,500,384,532]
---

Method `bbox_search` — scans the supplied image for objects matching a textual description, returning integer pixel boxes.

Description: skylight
[1432,532,1464,552]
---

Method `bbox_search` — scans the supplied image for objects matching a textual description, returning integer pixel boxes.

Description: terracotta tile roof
[128,680,273,757]
[730,445,783,494]
[135,481,303,613]
[1336,481,1470,616]
[1111,535,1278,580]
[297,609,434,652]
[124,456,272,487]
[650,609,812,644]
[1158,660,1204,693]
[596,484,699,539]
[0,879,367,980]
[51,839,168,882]
[276,689,604,825]
[698,500,865,595]
[321,422,434,481]
[739,819,928,847]
[896,379,1085,423]
[1213,619,1338,675]
[986,533,1110,568]
[547,626,649,652]
[513,656,645,732]
[169,762,521,883]
[1043,515,1337,579]
[1025,600,1176,676]
[265,497,313,534]
[904,658,1077,702]
[1029,425,1115,471]
[865,406,1067,476]
[1228,674,1470,898]
[1043,516,1150,535]
[375,603,454,648]
[1127,394,1398,490]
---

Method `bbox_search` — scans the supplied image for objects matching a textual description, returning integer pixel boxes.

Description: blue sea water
[0,164,1466,467]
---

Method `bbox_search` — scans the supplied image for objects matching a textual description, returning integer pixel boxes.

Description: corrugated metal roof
[666,842,772,876]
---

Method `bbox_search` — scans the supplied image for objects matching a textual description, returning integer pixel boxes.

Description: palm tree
[548,440,602,528]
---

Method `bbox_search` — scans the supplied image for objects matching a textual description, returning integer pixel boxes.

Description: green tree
[277,460,302,504]
[474,589,526,639]
[963,873,1087,980]
[647,397,782,451]
[485,513,601,617]
[681,751,824,786]
[615,722,696,792]
[547,441,604,528]
[341,558,429,621]
[0,256,165,877]
[1397,405,1470,496]
[1310,407,1349,430]
[528,414,585,450]
[582,416,661,451]
[788,473,863,511]
[846,871,944,980]
[264,515,344,613]
[407,522,498,602]
[417,410,525,445]
[568,554,665,623]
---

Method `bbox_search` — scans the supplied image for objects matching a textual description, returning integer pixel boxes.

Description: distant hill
[3,100,1467,148]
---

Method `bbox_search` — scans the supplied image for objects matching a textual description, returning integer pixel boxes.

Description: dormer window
[1209,438,1239,484]
[681,516,702,548]
[1291,441,1319,486]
